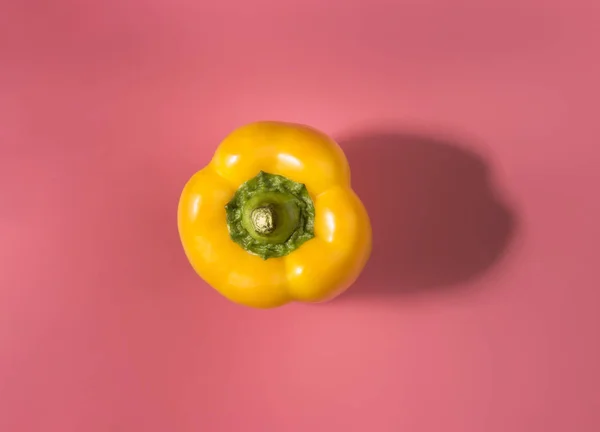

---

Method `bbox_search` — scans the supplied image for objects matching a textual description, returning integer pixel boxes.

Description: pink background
[1,1,599,431]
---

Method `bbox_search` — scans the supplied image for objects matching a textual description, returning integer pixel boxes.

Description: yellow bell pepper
[177,121,372,308]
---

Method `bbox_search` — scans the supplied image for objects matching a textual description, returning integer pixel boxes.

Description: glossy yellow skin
[178,121,372,308]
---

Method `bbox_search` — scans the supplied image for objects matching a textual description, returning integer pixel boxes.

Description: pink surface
[1,1,599,431]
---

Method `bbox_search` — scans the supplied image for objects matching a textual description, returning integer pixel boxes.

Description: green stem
[225,171,315,259]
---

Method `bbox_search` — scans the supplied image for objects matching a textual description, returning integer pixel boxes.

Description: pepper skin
[177,121,372,308]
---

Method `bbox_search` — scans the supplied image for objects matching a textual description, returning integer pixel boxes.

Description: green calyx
[225,171,315,259]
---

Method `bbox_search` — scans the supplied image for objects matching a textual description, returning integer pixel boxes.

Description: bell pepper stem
[251,205,276,235]
[225,171,315,259]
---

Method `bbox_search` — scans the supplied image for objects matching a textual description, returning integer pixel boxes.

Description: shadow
[339,129,517,297]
